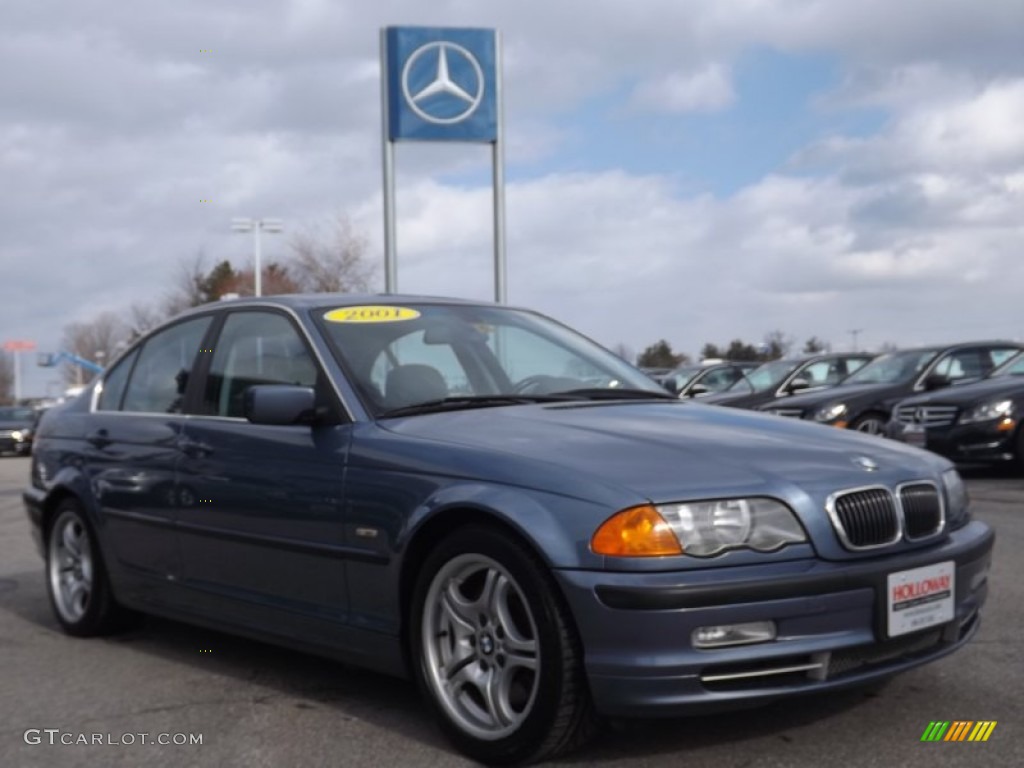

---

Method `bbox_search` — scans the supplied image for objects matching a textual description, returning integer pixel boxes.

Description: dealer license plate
[901,423,926,447]
[887,561,955,637]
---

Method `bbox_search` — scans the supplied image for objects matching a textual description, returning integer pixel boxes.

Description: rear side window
[96,349,139,411]
[121,317,212,413]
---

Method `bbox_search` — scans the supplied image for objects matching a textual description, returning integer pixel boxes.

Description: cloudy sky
[2,0,1023,396]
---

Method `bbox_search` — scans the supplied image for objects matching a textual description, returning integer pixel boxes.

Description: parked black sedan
[700,353,874,410]
[0,405,38,456]
[888,350,1024,472]
[759,342,1022,434]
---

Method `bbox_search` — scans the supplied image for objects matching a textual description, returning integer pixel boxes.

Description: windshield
[665,364,702,392]
[990,350,1024,377]
[728,359,796,393]
[842,349,940,385]
[0,407,35,421]
[315,303,668,415]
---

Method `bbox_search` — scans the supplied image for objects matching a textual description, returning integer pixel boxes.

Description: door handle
[86,429,111,449]
[176,436,212,458]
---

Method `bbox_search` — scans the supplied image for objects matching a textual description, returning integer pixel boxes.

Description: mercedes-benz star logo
[401,41,485,125]
[853,456,879,472]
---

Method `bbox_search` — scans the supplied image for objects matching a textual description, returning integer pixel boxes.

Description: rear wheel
[410,525,596,765]
[851,412,887,435]
[45,498,130,636]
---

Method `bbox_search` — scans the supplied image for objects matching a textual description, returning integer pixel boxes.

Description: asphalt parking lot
[0,455,1020,768]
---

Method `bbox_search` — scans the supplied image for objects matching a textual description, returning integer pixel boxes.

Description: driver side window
[203,311,321,418]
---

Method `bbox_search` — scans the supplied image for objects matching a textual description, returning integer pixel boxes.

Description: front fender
[402,481,613,570]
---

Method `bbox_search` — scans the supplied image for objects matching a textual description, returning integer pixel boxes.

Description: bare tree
[762,330,794,360]
[164,250,210,315]
[61,312,130,385]
[127,302,166,341]
[803,336,831,354]
[288,214,376,294]
[0,352,13,405]
[222,262,300,297]
[611,343,635,364]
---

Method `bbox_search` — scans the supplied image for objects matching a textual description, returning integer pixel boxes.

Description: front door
[175,310,351,645]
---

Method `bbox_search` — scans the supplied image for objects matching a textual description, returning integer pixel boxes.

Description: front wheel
[851,413,887,435]
[410,526,596,765]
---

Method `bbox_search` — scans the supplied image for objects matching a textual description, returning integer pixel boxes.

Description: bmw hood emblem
[853,456,879,472]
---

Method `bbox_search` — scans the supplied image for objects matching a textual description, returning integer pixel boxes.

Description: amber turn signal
[591,505,683,557]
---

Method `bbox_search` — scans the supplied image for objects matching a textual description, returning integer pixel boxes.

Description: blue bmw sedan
[24,296,992,764]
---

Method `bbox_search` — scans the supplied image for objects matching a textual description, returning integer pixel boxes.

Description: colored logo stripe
[968,721,997,742]
[922,721,997,742]
[921,721,949,741]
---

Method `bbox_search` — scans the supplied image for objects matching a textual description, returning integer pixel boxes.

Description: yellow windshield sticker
[323,305,421,323]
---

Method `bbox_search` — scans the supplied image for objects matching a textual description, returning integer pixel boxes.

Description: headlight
[10,430,24,442]
[591,498,806,558]
[959,399,1013,424]
[941,468,969,528]
[814,403,848,422]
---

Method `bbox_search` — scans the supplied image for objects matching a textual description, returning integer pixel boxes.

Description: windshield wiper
[553,387,679,401]
[379,394,568,418]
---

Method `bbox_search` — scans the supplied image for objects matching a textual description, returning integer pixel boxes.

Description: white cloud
[3,0,1024,396]
[630,65,735,114]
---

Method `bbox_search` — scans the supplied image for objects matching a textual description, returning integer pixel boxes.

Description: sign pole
[13,350,20,403]
[492,30,507,305]
[380,29,397,294]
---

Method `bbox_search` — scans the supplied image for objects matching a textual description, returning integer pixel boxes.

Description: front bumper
[889,420,1017,464]
[556,521,993,717]
[0,435,31,454]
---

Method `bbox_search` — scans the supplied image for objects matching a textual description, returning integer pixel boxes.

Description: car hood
[380,401,945,503]
[0,419,32,430]
[767,382,902,409]
[699,390,769,407]
[896,376,1024,406]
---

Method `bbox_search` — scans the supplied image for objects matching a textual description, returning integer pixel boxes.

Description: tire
[45,498,131,636]
[410,525,597,765]
[851,412,887,436]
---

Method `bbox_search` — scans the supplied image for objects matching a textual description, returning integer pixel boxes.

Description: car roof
[177,293,499,317]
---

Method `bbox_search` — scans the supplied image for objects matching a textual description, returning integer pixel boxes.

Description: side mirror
[786,377,811,394]
[923,374,950,391]
[244,385,317,426]
[687,383,710,397]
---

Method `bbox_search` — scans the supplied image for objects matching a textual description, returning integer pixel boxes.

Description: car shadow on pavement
[0,568,446,752]
[0,565,893,764]
[554,683,890,764]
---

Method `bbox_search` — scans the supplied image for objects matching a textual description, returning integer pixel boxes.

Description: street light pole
[848,328,863,352]
[231,218,284,297]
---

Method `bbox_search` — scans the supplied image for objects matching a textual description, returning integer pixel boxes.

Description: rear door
[86,315,213,605]
[175,309,352,643]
